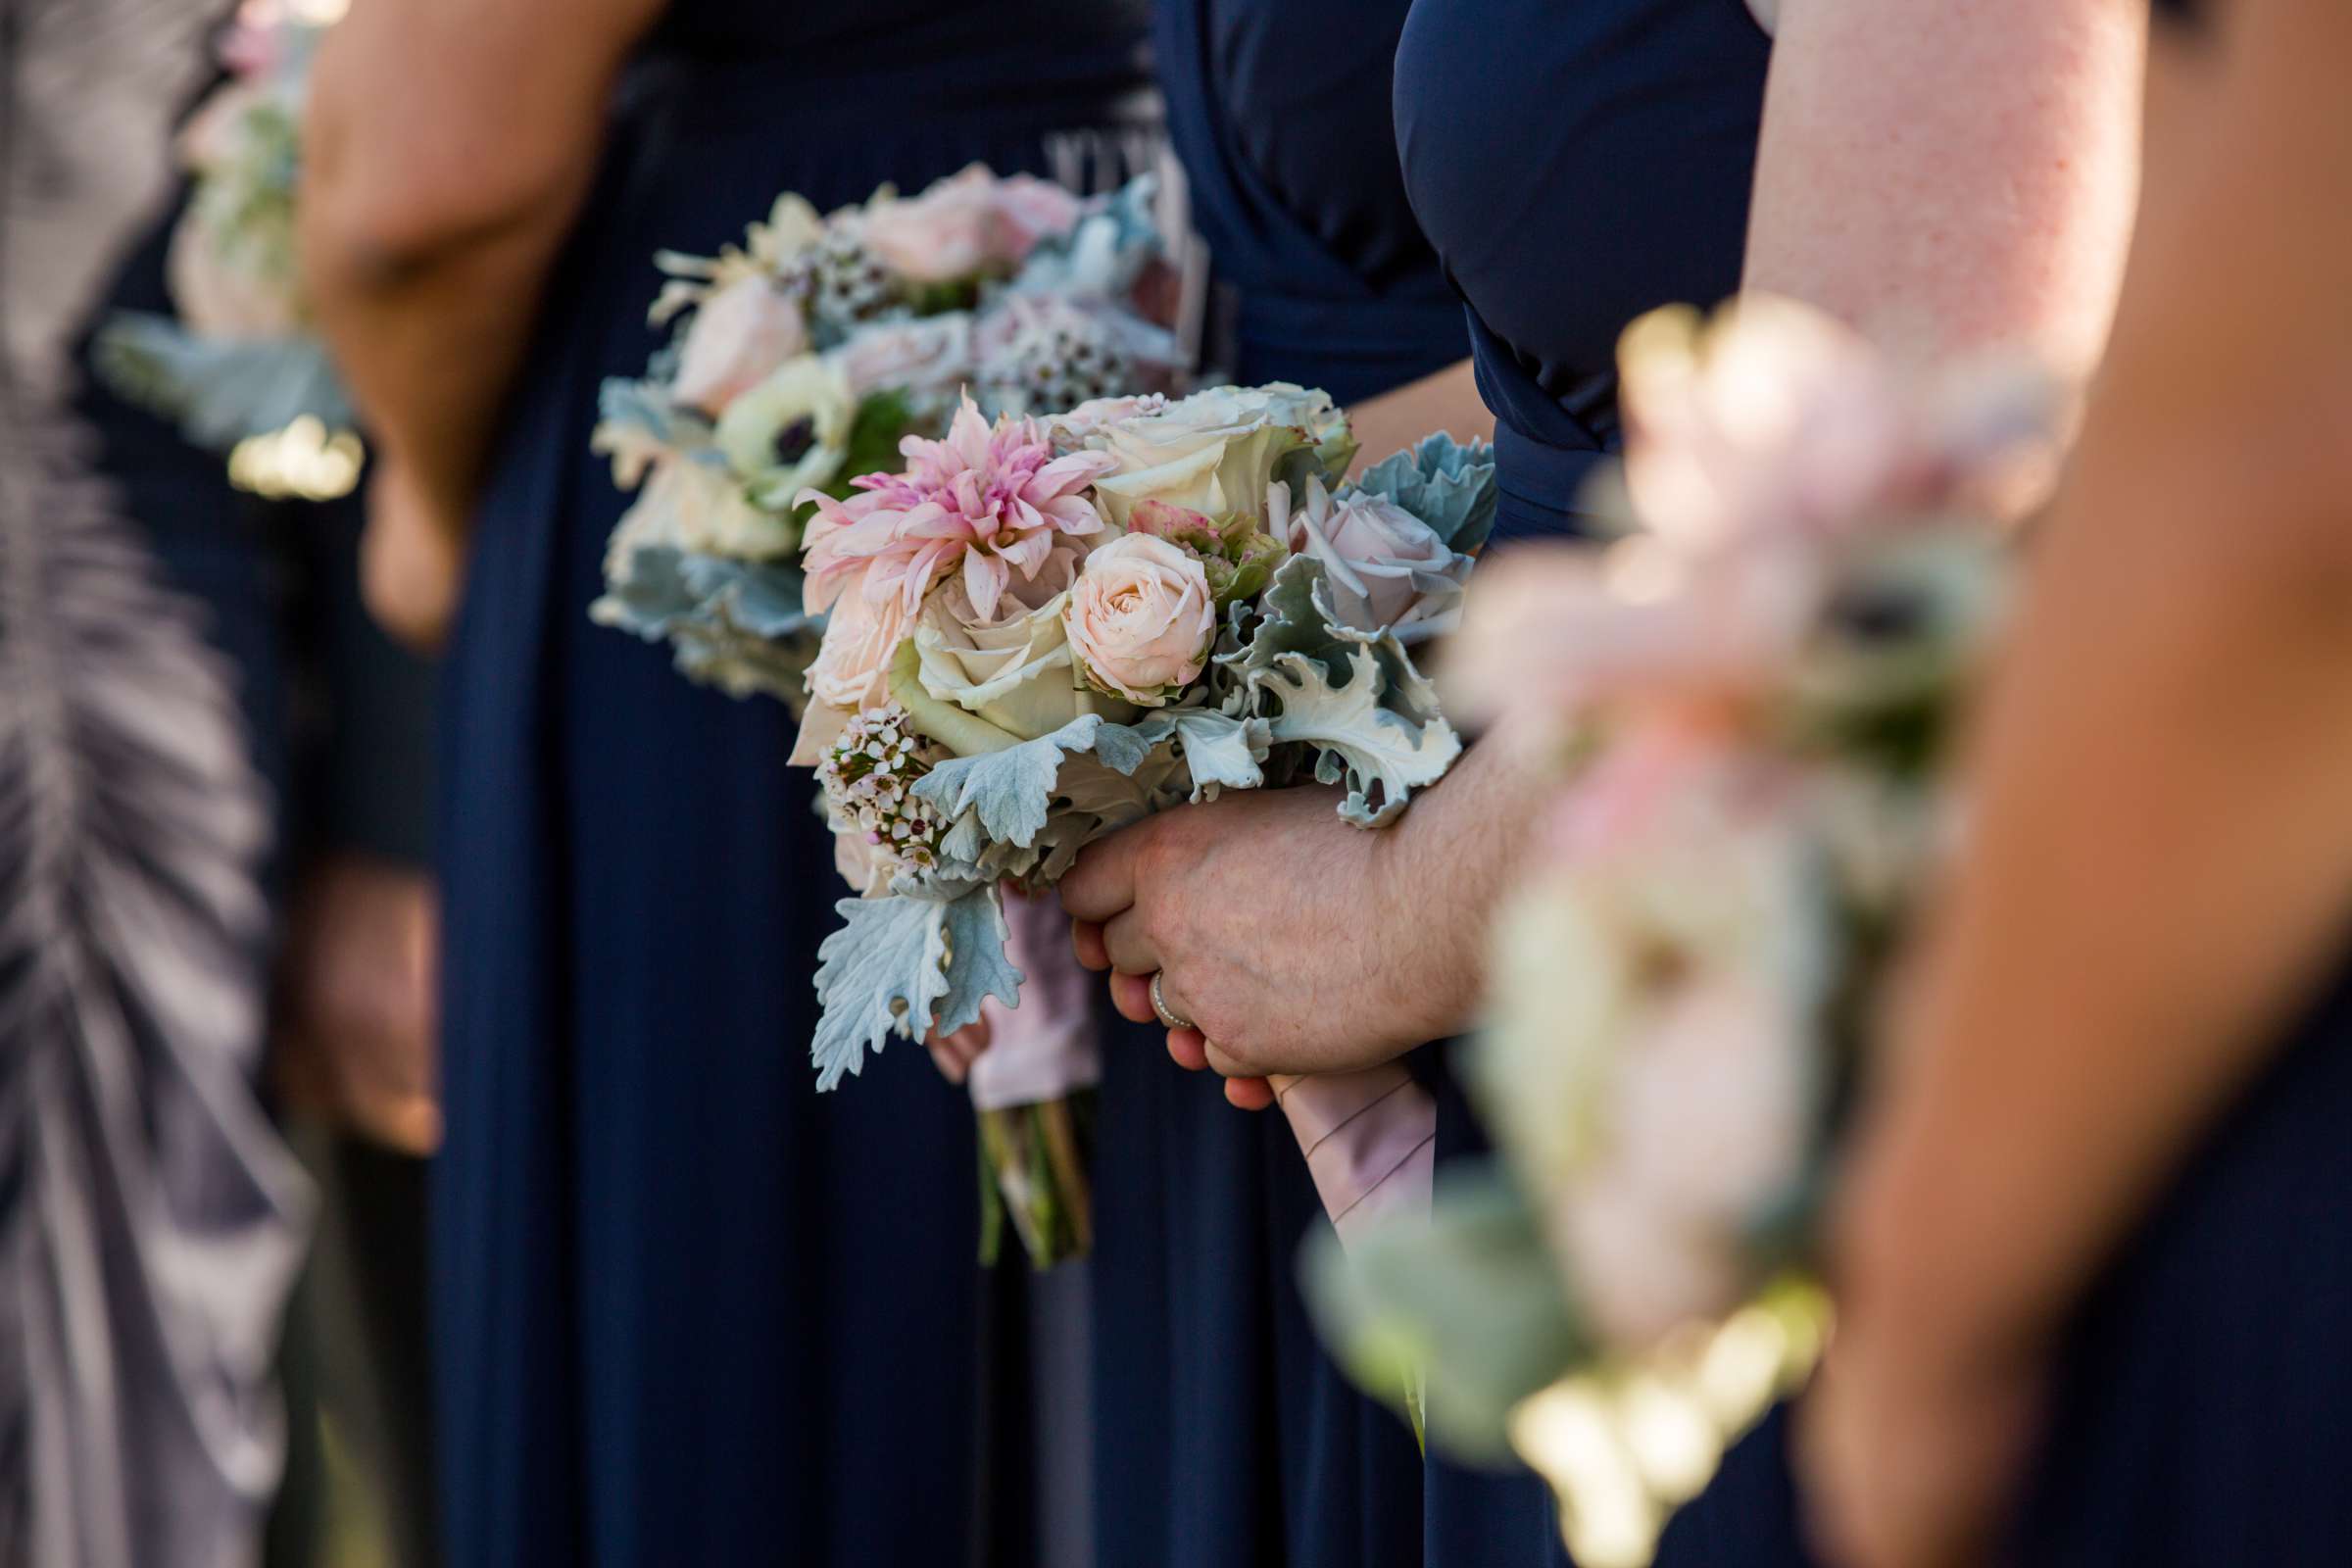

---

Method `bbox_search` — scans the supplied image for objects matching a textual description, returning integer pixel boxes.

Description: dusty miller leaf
[590,546,817,709]
[1251,646,1462,827]
[810,886,1020,1091]
[1348,433,1499,557]
[92,313,353,451]
[910,713,1161,850]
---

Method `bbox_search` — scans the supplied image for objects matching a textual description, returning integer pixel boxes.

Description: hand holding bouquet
[590,166,1180,708]
[1305,297,2065,1556]
[795,382,1495,1263]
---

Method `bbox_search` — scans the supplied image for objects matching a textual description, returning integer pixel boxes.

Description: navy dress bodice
[432,5,1146,1566]
[1396,0,1770,540]
[1086,9,1455,1568]
[1158,0,1466,402]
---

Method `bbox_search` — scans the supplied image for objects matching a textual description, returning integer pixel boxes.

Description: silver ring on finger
[1149,971,1195,1033]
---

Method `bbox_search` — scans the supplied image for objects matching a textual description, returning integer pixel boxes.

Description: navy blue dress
[431,7,1148,1565]
[1086,8,1456,1567]
[1396,0,1770,543]
[1393,2,1770,1561]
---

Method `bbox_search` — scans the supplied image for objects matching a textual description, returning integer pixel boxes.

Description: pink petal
[962,549,1009,621]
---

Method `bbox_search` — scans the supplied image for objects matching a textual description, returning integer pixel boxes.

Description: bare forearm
[1345,359,1494,478]
[1373,713,1554,1040]
[305,205,584,519]
[1850,472,2352,1356]
[1844,0,2352,1361]
[1747,0,2144,375]
[300,0,655,522]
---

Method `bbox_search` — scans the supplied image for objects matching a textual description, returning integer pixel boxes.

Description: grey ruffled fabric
[1,0,313,1561]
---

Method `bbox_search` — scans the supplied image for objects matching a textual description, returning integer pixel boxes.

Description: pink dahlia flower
[801,396,1114,623]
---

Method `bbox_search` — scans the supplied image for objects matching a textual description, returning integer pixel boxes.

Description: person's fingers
[1107,969,1157,1026]
[347,1089,445,1157]
[929,1041,969,1083]
[1224,1075,1275,1111]
[1164,1026,1209,1071]
[1101,908,1160,976]
[1060,825,1148,925]
[1071,918,1110,971]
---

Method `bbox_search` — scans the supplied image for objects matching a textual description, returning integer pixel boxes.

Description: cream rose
[1272,475,1468,634]
[671,274,809,416]
[1084,383,1354,528]
[1062,535,1216,705]
[907,545,1137,752]
[604,455,797,567]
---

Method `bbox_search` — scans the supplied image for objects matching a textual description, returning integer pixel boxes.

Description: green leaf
[1348,433,1499,557]
[1252,646,1463,827]
[810,886,1020,1091]
[1300,1167,1588,1467]
[825,389,919,502]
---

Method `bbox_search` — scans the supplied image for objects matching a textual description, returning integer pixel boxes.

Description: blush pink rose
[1062,535,1215,705]
[1273,476,1463,632]
[836,314,975,401]
[860,166,1083,283]
[805,569,915,714]
[670,274,808,416]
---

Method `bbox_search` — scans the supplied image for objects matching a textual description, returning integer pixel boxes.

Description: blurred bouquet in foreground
[794,382,1494,1264]
[96,0,359,491]
[1306,297,2067,1562]
[590,166,1181,708]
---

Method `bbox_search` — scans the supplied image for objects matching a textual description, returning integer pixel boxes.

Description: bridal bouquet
[794,382,1495,1263]
[589,166,1181,708]
[96,0,359,488]
[1306,299,2063,1557]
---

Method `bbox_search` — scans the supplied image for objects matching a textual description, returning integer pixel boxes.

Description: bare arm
[1344,358,1494,478]
[1842,0,2352,1397]
[301,0,662,631]
[1746,0,2146,376]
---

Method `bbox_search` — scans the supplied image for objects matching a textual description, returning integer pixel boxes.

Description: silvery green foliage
[1215,554,1462,826]
[588,546,817,709]
[597,373,702,458]
[1252,646,1461,828]
[1302,1172,1588,1466]
[810,886,1021,1091]
[912,713,1158,850]
[1132,709,1271,800]
[1348,432,1499,557]
[1004,172,1163,302]
[92,313,353,451]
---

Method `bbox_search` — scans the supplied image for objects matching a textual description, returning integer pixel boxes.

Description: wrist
[1365,813,1483,1046]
